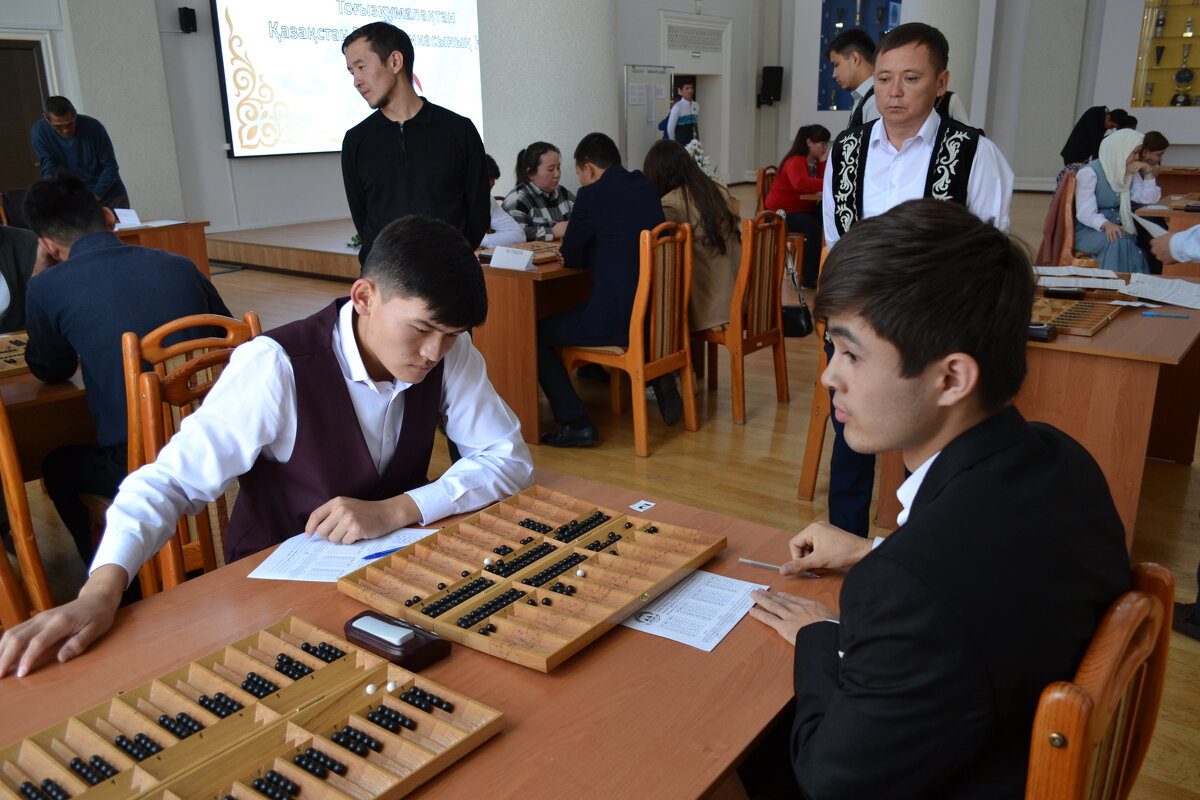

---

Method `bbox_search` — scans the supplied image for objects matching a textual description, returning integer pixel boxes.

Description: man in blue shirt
[30,97,129,209]
[22,176,228,564]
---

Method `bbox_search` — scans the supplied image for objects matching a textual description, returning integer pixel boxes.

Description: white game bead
[386,681,398,693]
[483,557,493,565]
[576,569,586,577]
[365,683,377,695]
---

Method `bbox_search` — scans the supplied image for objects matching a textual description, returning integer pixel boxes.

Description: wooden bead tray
[337,485,727,672]
[0,617,502,800]
[1031,297,1122,336]
[0,334,29,379]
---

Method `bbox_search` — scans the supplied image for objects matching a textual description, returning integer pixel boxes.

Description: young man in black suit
[535,132,667,447]
[749,199,1130,798]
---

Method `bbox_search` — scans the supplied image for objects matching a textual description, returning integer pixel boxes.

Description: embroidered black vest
[849,85,875,128]
[830,115,982,237]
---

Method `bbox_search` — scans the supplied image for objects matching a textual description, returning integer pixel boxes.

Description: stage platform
[206,219,360,280]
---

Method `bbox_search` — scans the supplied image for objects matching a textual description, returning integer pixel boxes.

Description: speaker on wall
[179,7,197,34]
[758,66,783,107]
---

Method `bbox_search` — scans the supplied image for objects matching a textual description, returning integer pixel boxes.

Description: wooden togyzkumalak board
[338,485,727,672]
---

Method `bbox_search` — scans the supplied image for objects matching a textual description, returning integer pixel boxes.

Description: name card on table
[490,246,535,271]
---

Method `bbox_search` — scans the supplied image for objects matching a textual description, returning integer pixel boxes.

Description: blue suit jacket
[558,165,666,342]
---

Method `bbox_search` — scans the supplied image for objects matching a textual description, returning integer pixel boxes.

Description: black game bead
[478,627,489,635]
[461,570,470,577]
[41,780,69,800]
[277,653,293,665]
[404,599,412,607]
[625,522,633,528]
[411,595,420,603]
[541,597,552,606]
[437,582,446,590]
[292,754,327,779]
[264,769,300,796]
[90,755,117,777]
[19,782,49,800]
[527,598,537,605]
[646,526,658,533]
[611,550,619,556]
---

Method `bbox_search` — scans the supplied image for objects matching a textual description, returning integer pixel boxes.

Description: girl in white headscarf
[1073,128,1157,273]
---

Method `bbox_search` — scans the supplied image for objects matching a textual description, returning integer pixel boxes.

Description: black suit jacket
[557,165,666,342]
[791,407,1130,800]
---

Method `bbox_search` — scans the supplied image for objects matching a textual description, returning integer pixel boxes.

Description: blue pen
[362,547,403,560]
[1142,311,1191,319]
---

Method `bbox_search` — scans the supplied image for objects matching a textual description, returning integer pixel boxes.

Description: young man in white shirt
[0,215,533,678]
[819,22,1013,536]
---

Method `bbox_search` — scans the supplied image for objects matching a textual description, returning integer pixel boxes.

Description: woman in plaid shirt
[502,142,575,241]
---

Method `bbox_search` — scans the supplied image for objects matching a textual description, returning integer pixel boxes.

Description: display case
[1132,0,1199,108]
[817,0,902,111]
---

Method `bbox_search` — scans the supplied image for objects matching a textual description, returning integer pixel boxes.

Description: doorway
[0,38,50,196]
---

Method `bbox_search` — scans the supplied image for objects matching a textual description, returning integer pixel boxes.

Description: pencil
[738,557,820,578]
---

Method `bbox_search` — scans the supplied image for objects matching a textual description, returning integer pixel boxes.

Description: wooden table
[117,220,211,277]
[0,369,94,480]
[0,469,840,797]
[876,295,1200,546]
[1155,167,1200,197]
[1137,192,1200,276]
[471,264,590,443]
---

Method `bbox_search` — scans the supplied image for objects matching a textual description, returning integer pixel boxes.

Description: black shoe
[1173,602,1200,641]
[652,378,683,426]
[578,364,610,384]
[540,423,599,447]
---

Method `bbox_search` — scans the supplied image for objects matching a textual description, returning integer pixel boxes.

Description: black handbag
[783,296,814,338]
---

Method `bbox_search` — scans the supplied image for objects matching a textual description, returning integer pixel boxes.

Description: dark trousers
[537,310,624,427]
[824,340,873,536]
[1134,215,1166,275]
[43,443,127,564]
[785,211,824,287]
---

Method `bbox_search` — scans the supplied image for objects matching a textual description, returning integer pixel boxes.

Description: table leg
[473,276,541,443]
[1148,338,1200,464]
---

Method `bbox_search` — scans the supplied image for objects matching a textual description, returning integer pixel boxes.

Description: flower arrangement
[685,139,718,180]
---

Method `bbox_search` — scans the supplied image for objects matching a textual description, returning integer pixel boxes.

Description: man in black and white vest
[819,22,1013,538]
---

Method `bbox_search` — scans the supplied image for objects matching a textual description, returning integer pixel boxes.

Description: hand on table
[1151,232,1177,264]
[749,590,838,643]
[0,565,126,678]
[551,220,568,240]
[1101,221,1127,243]
[782,521,872,575]
[304,494,420,544]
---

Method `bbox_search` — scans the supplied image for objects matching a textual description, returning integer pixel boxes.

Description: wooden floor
[19,189,1200,797]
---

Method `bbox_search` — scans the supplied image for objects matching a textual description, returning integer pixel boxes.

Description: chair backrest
[1058,170,1080,266]
[629,221,693,366]
[0,193,9,227]
[124,312,260,592]
[756,166,778,213]
[0,395,53,629]
[1025,562,1174,800]
[733,210,788,339]
[123,313,262,473]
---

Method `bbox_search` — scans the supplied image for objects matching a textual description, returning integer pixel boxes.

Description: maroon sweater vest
[224,299,444,562]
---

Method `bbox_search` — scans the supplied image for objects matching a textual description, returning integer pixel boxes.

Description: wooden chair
[560,222,698,457]
[122,313,261,594]
[1025,562,1174,800]
[0,395,54,629]
[694,210,789,424]
[797,245,831,501]
[1058,171,1102,268]
[755,165,778,214]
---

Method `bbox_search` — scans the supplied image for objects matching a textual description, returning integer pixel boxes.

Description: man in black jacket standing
[341,22,489,266]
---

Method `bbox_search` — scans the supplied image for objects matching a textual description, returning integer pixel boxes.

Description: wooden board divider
[0,618,502,800]
[337,485,727,672]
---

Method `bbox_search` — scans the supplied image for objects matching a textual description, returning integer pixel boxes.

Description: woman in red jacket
[764,124,829,287]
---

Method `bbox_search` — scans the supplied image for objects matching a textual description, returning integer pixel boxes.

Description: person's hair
[1108,108,1134,129]
[814,199,1034,413]
[779,124,831,169]
[43,96,76,117]
[484,154,500,182]
[361,215,487,329]
[342,22,414,83]
[1143,130,1169,152]
[827,29,876,64]
[22,175,107,244]
[877,22,949,73]
[513,142,560,187]
[677,79,694,92]
[643,139,740,256]
[574,132,621,170]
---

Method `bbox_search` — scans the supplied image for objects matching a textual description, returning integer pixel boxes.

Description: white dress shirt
[480,196,525,248]
[823,110,1013,245]
[851,76,879,124]
[894,452,940,528]
[94,301,533,581]
[1170,224,1200,262]
[1074,168,1162,231]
